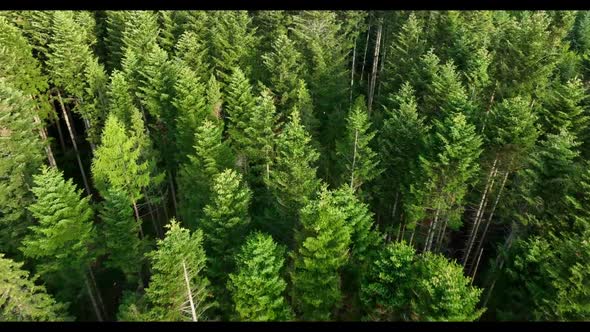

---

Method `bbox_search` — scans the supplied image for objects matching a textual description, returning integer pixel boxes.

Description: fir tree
[0,254,68,321]
[291,187,352,320]
[227,232,293,321]
[145,219,215,321]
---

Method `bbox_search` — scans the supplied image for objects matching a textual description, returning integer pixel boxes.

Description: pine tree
[202,169,252,284]
[177,120,234,229]
[91,113,151,236]
[98,188,143,285]
[104,11,130,72]
[291,187,352,320]
[360,241,484,321]
[336,95,382,193]
[158,11,176,54]
[20,165,102,320]
[408,112,483,252]
[174,31,211,82]
[208,11,259,87]
[80,56,109,147]
[0,80,44,255]
[145,219,215,321]
[267,111,321,241]
[377,83,429,238]
[227,232,293,321]
[540,78,588,142]
[0,254,68,321]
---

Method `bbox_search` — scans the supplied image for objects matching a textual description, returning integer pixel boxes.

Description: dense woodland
[1,10,590,321]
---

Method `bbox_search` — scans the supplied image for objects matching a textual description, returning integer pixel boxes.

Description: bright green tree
[227,232,293,321]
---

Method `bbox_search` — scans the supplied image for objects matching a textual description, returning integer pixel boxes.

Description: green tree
[177,120,234,229]
[227,232,293,321]
[0,80,44,255]
[291,187,352,321]
[145,219,215,321]
[0,253,68,321]
[360,241,484,321]
[336,96,381,193]
[98,188,143,285]
[174,30,211,82]
[20,165,102,320]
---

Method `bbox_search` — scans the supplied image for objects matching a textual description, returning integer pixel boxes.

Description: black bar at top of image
[1,0,590,11]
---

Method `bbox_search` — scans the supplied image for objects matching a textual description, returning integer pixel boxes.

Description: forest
[0,10,589,322]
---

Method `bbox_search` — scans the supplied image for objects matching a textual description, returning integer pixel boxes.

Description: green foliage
[0,80,44,254]
[540,78,588,142]
[360,241,484,321]
[145,219,215,321]
[291,187,352,320]
[336,96,382,192]
[21,165,96,302]
[0,254,68,321]
[174,31,211,81]
[98,188,142,284]
[177,120,234,229]
[228,232,293,321]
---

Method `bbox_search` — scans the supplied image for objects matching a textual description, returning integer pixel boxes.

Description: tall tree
[145,219,215,321]
[20,165,102,321]
[291,187,351,321]
[227,232,293,321]
[0,254,68,321]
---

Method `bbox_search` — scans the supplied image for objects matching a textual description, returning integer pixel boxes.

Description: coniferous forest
[1,10,590,322]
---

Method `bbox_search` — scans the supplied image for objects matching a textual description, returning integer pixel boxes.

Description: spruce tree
[291,187,351,321]
[0,80,44,255]
[174,31,211,82]
[145,219,215,321]
[0,254,68,321]
[336,95,381,193]
[227,232,293,321]
[98,188,143,285]
[177,120,234,229]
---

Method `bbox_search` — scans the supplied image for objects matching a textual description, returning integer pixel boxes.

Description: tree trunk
[376,23,387,101]
[359,24,372,84]
[409,225,416,246]
[33,114,57,167]
[367,17,383,113]
[56,90,91,195]
[424,207,440,252]
[350,34,357,107]
[435,217,448,252]
[53,109,67,154]
[168,171,178,216]
[463,159,498,266]
[469,169,510,276]
[182,260,198,322]
[132,200,145,240]
[350,129,359,190]
[82,116,96,151]
[471,248,484,284]
[88,267,106,319]
[142,189,161,237]
[84,274,103,321]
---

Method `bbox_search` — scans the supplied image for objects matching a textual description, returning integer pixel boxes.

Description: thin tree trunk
[471,248,484,284]
[367,17,383,113]
[424,207,440,252]
[182,260,198,321]
[142,189,161,237]
[469,169,510,276]
[360,24,372,84]
[82,116,96,151]
[88,267,106,318]
[132,200,145,240]
[350,129,359,190]
[53,112,67,155]
[435,218,448,252]
[56,90,91,195]
[391,191,399,225]
[84,275,103,321]
[409,225,416,246]
[376,23,387,101]
[168,171,178,216]
[33,114,57,167]
[463,159,498,266]
[350,34,357,107]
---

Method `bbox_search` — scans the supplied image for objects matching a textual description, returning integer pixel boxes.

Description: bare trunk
[168,171,178,216]
[53,113,67,154]
[84,275,103,321]
[391,191,399,224]
[469,169,510,276]
[88,267,106,318]
[57,90,91,195]
[142,190,161,238]
[367,17,383,113]
[463,159,498,266]
[350,129,359,190]
[360,24,372,84]
[132,200,145,240]
[376,24,387,100]
[424,207,440,252]
[82,116,96,151]
[182,260,198,321]
[471,248,484,284]
[350,34,357,107]
[435,217,448,252]
[33,114,57,167]
[409,225,416,246]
